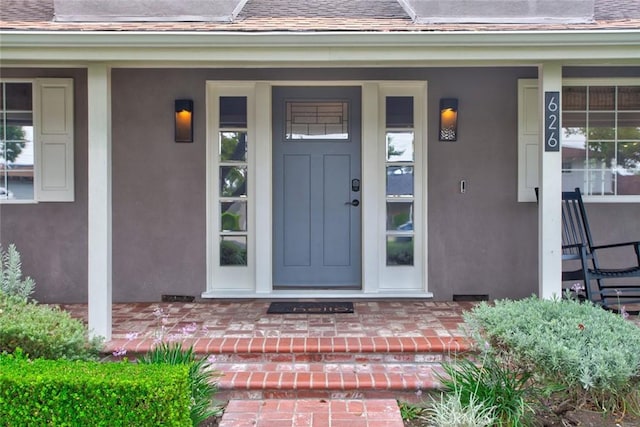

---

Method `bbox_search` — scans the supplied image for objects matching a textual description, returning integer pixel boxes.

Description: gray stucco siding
[0,68,88,303]
[1,66,638,303]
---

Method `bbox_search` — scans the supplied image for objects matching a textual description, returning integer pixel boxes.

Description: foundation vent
[398,0,594,23]
[453,294,489,302]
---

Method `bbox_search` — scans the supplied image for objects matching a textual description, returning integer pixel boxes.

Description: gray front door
[273,86,361,288]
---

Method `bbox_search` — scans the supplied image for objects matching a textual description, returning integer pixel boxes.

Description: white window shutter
[517,79,539,202]
[35,78,75,202]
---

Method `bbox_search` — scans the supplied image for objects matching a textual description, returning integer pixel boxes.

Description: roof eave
[1,29,639,65]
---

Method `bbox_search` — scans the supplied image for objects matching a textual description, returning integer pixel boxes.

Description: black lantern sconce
[439,98,458,141]
[175,99,193,143]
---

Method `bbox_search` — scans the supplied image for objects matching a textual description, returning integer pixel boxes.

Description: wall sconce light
[175,99,193,143]
[439,98,458,141]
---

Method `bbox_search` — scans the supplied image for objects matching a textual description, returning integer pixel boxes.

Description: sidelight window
[218,97,248,266]
[384,97,415,266]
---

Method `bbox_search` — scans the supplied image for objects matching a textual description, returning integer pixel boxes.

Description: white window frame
[0,78,75,204]
[378,82,429,292]
[518,77,640,203]
[205,82,256,293]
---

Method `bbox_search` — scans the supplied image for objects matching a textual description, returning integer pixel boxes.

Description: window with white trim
[385,96,415,266]
[517,78,640,202]
[206,82,255,294]
[219,96,248,266]
[0,78,74,203]
[562,83,640,196]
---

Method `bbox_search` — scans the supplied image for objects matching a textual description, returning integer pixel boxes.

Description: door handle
[345,199,360,207]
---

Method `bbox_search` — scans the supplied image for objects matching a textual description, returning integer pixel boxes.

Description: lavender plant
[465,296,640,413]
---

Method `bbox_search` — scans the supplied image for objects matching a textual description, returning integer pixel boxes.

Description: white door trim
[203,80,432,299]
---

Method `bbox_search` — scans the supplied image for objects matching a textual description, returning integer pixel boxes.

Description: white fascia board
[0,30,639,65]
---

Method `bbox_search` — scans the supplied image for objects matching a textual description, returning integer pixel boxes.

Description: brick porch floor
[59,300,640,426]
[60,300,474,426]
[60,300,475,354]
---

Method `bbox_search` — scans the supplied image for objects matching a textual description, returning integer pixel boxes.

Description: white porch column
[254,82,272,294]
[87,63,112,340]
[361,82,380,293]
[538,63,563,299]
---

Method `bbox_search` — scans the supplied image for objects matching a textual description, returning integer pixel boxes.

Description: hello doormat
[267,301,354,314]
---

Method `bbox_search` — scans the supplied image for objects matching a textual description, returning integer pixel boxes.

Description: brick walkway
[220,399,404,427]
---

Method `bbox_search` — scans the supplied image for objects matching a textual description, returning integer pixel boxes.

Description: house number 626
[544,91,560,152]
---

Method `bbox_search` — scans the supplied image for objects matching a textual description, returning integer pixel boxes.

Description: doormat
[267,301,354,314]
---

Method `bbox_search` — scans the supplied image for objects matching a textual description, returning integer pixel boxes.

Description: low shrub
[0,351,192,426]
[0,294,103,360]
[438,355,534,426]
[465,296,640,411]
[426,390,497,427]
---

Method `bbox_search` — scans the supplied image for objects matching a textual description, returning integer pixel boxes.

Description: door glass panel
[220,166,247,197]
[386,166,414,197]
[386,96,414,128]
[384,95,416,267]
[218,96,249,267]
[285,101,349,140]
[386,202,413,231]
[220,97,247,128]
[219,131,247,162]
[386,236,413,266]
[220,201,247,232]
[220,236,247,266]
[386,132,414,162]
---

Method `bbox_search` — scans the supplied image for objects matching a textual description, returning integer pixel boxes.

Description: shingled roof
[1,0,639,31]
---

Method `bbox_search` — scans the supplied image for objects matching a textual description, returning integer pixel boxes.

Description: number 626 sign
[544,92,560,152]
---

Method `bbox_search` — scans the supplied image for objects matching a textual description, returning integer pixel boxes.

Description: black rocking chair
[562,188,640,313]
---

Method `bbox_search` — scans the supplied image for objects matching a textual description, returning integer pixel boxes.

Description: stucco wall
[0,68,88,303]
[110,67,544,301]
[110,69,208,301]
[2,66,638,303]
[425,67,539,300]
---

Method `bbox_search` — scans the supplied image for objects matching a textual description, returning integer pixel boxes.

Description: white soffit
[397,0,595,24]
[53,0,250,22]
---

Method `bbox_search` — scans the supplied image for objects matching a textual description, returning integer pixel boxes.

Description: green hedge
[0,354,192,426]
